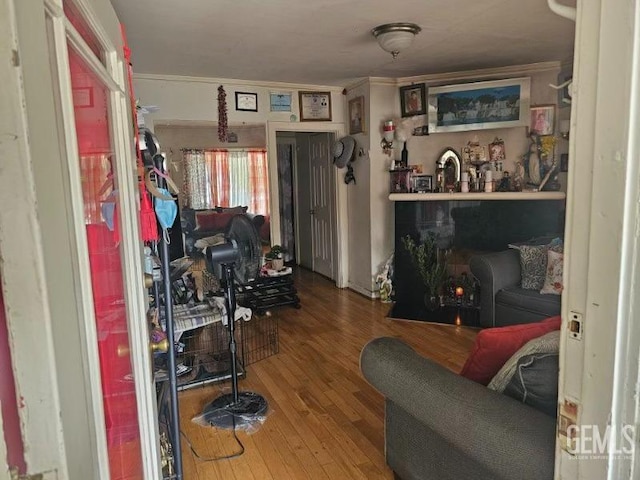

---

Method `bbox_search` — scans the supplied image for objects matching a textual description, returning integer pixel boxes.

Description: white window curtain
[182,149,269,214]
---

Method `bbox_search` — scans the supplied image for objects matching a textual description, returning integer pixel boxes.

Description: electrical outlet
[568,311,583,340]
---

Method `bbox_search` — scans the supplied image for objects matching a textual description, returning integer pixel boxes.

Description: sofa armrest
[360,337,556,480]
[470,249,521,327]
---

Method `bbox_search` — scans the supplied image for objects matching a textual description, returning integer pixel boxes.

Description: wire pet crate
[242,312,279,365]
[162,302,278,391]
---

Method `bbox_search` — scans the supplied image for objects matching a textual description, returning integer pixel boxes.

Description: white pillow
[540,250,564,295]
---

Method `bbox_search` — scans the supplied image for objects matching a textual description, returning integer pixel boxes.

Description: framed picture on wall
[299,91,332,121]
[348,96,365,134]
[428,77,531,133]
[400,83,426,117]
[529,104,556,136]
[235,91,258,112]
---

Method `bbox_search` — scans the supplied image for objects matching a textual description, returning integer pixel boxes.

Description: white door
[9,0,161,478]
[309,133,335,279]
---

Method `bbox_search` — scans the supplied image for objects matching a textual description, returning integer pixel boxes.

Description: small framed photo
[560,153,569,172]
[299,91,332,121]
[235,91,258,112]
[411,174,433,193]
[488,138,506,162]
[270,91,292,112]
[400,84,426,117]
[348,96,365,134]
[529,104,555,136]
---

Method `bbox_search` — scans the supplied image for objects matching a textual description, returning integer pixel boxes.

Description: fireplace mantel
[389,191,566,201]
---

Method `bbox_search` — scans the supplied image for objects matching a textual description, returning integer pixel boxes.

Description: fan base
[203,392,268,429]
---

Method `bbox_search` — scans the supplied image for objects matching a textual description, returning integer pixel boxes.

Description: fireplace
[391,195,565,324]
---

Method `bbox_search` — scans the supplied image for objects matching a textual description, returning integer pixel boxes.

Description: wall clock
[235,92,258,112]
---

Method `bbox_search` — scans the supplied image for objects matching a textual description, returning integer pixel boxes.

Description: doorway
[276,131,337,280]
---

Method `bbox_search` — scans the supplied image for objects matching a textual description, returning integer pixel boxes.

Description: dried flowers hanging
[217,85,228,142]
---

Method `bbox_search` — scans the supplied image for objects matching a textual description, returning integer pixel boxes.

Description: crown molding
[343,62,563,92]
[398,61,562,86]
[133,73,344,92]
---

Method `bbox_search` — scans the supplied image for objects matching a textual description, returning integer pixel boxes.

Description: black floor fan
[203,215,268,429]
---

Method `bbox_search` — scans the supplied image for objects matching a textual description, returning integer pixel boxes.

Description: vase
[424,293,440,311]
[271,258,284,270]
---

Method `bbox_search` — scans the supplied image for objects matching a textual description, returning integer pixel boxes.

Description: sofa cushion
[488,330,560,392]
[496,286,561,317]
[460,316,561,385]
[503,352,559,417]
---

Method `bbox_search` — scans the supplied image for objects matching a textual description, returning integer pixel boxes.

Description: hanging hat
[333,136,356,169]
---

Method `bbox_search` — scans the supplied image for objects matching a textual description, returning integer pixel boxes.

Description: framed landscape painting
[427,77,531,133]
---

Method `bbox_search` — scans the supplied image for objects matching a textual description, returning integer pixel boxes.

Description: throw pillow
[503,352,559,417]
[519,244,549,290]
[540,250,564,295]
[459,315,561,385]
[488,330,560,392]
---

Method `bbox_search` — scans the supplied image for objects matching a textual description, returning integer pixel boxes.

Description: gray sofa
[469,249,561,328]
[360,337,556,480]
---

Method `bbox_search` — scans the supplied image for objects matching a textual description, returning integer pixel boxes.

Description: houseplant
[265,244,286,270]
[402,234,449,310]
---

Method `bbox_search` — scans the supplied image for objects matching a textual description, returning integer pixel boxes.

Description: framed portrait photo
[348,96,365,134]
[400,83,426,117]
[235,91,258,112]
[488,138,506,162]
[299,91,332,121]
[529,104,556,136]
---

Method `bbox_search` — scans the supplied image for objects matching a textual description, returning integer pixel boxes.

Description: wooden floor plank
[179,267,477,479]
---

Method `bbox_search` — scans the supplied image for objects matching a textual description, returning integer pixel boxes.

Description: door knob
[117,337,169,357]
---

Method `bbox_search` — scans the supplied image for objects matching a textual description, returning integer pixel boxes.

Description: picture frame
[270,91,292,112]
[560,153,569,172]
[299,91,332,121]
[235,91,258,112]
[348,96,365,134]
[400,83,426,117]
[427,77,531,133]
[411,174,433,193]
[529,104,556,136]
[488,138,506,162]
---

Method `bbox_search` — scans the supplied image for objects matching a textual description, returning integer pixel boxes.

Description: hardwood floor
[179,268,477,479]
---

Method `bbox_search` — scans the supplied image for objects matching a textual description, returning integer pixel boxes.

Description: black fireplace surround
[392,199,565,324]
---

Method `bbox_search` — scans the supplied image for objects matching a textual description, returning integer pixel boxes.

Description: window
[183,149,270,214]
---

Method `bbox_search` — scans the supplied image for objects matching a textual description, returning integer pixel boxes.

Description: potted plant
[401,234,449,311]
[265,244,286,270]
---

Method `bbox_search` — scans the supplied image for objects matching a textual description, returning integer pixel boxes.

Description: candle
[461,171,469,182]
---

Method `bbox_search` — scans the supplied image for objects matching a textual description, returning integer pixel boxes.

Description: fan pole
[222,262,240,403]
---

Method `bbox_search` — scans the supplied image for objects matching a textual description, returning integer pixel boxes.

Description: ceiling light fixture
[372,23,421,59]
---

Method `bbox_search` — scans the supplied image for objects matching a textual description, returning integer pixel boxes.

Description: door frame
[267,122,348,287]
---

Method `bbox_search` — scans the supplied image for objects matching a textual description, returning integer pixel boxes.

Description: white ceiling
[111,0,576,87]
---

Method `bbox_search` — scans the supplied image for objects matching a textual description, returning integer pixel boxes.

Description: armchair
[360,337,556,480]
[469,249,561,328]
